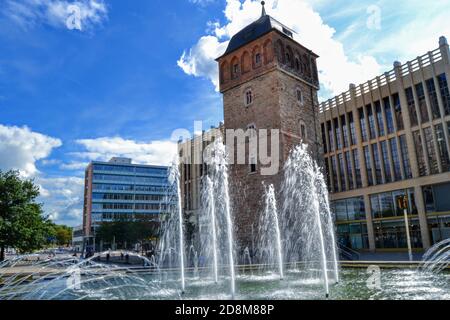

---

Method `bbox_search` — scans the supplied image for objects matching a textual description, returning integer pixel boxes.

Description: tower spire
[261,1,266,17]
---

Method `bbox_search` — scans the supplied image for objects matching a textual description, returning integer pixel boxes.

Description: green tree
[50,224,73,246]
[0,170,53,261]
[96,218,159,250]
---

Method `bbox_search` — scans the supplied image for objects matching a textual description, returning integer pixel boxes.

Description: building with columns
[321,36,450,252]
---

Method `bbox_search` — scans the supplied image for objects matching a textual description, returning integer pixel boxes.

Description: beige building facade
[321,37,450,252]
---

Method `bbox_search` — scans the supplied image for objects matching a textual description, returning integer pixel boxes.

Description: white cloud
[2,0,108,31]
[38,176,85,226]
[74,137,178,166]
[178,0,383,96]
[0,124,62,177]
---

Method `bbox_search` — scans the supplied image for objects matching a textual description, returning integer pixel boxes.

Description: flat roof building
[320,37,450,252]
[82,158,171,237]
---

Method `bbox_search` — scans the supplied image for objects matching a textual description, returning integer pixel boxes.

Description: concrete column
[364,194,376,252]
[394,61,420,178]
[414,185,431,249]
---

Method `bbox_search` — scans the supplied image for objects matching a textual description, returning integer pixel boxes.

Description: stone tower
[216,2,322,253]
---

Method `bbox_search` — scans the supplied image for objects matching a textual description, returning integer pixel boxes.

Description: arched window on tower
[245,89,253,106]
[300,121,308,141]
[296,88,304,106]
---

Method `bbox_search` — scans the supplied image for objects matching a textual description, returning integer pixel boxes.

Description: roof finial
[261,1,266,17]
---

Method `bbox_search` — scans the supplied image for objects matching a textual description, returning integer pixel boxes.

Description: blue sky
[0,0,449,226]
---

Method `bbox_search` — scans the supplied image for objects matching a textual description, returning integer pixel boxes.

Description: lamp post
[397,195,413,261]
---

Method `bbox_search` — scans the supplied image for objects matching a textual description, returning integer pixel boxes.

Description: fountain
[280,144,339,297]
[1,142,449,300]
[421,239,450,273]
[257,183,284,279]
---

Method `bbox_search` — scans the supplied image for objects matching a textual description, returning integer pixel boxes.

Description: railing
[338,243,361,261]
[319,47,443,114]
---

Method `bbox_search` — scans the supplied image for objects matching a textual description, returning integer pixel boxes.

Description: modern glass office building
[82,157,171,237]
[320,37,450,252]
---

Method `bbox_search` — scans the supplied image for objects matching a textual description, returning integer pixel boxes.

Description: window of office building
[392,93,404,130]
[359,108,368,142]
[389,138,402,181]
[413,131,427,176]
[423,127,439,174]
[337,223,369,250]
[435,124,450,171]
[324,159,331,189]
[321,123,327,153]
[371,189,417,219]
[426,78,441,119]
[423,182,450,213]
[405,87,418,126]
[348,112,356,145]
[338,153,346,191]
[327,121,334,152]
[383,97,395,134]
[331,155,338,191]
[366,104,377,140]
[353,150,362,188]
[345,151,354,190]
[437,73,450,116]
[332,197,366,222]
[334,118,342,150]
[341,115,349,148]
[375,101,385,136]
[374,219,422,249]
[399,135,412,179]
[415,83,429,123]
[364,146,373,186]
[380,140,392,183]
[428,215,450,245]
[372,144,382,184]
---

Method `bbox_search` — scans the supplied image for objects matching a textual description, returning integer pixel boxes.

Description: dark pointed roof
[217,14,296,60]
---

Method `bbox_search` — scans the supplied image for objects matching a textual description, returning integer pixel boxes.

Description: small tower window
[296,89,304,105]
[285,53,290,64]
[245,89,253,106]
[295,58,300,71]
[255,53,261,65]
[233,64,239,78]
[300,121,307,141]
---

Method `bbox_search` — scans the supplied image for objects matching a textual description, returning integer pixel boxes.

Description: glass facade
[353,149,362,188]
[415,83,429,123]
[435,124,450,171]
[367,104,377,140]
[389,138,402,181]
[405,87,418,126]
[413,131,427,176]
[372,144,382,184]
[370,189,417,219]
[437,73,450,116]
[345,151,354,190]
[364,146,373,186]
[374,219,422,249]
[375,101,385,136]
[327,121,334,152]
[338,153,346,191]
[341,115,349,148]
[392,93,404,130]
[383,97,395,134]
[423,127,438,174]
[426,78,441,119]
[334,118,342,150]
[380,140,392,183]
[399,135,412,179]
[349,112,356,145]
[90,162,171,226]
[359,108,368,142]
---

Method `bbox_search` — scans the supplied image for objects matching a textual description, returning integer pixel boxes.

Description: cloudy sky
[0,0,449,226]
